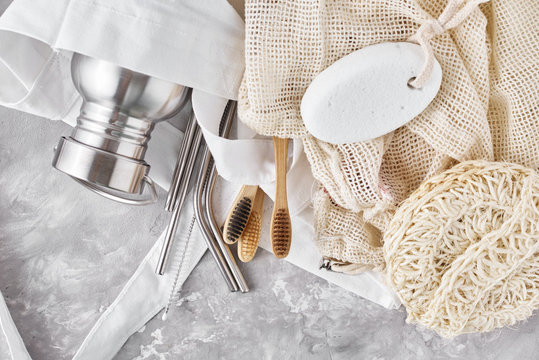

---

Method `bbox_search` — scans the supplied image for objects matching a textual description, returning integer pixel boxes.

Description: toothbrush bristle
[271,208,291,258]
[239,212,262,262]
[226,197,252,244]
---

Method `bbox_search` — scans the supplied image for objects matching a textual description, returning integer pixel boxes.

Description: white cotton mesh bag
[238,0,539,272]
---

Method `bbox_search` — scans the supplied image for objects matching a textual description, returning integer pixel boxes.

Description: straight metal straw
[156,112,202,275]
[165,112,198,212]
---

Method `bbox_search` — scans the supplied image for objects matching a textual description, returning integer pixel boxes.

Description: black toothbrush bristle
[226,197,252,243]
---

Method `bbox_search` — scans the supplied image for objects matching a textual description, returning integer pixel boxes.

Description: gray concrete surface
[1,105,539,360]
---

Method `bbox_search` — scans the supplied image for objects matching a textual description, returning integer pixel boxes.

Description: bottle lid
[53,136,149,195]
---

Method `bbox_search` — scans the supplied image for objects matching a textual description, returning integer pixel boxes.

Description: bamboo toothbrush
[270,137,292,258]
[238,187,265,262]
[223,185,259,244]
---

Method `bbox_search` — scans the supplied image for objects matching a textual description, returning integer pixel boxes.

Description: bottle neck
[70,101,158,160]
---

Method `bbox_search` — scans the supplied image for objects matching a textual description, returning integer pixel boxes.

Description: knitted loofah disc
[384,160,539,338]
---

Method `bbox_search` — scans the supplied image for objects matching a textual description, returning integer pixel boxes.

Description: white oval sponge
[301,42,442,144]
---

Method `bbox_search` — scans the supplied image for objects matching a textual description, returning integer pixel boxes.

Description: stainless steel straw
[202,102,248,292]
[194,100,248,292]
[155,116,203,275]
[165,110,197,212]
[194,142,239,292]
[156,106,198,274]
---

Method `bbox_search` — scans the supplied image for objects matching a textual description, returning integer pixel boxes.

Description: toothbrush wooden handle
[271,137,292,258]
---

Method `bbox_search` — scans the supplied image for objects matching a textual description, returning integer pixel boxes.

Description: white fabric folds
[0,292,31,360]
[0,0,400,358]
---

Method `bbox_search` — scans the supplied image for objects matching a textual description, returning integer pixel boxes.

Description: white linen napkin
[0,0,400,358]
[0,291,31,360]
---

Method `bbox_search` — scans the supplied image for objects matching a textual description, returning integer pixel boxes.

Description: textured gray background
[2,106,539,360]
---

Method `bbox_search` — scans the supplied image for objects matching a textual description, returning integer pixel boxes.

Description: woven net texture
[384,160,539,337]
[238,0,539,271]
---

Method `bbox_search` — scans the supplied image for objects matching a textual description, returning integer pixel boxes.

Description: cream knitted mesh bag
[238,0,539,272]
